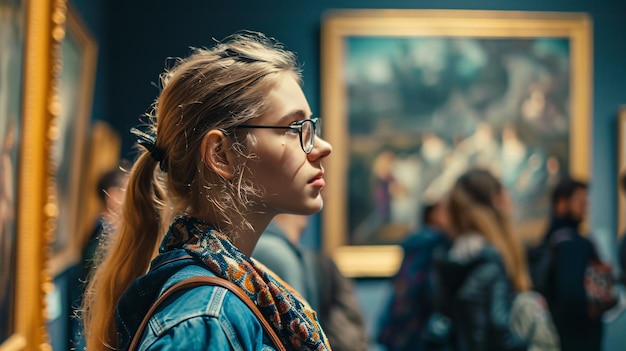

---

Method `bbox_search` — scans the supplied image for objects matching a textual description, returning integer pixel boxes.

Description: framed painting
[321,10,591,277]
[618,107,626,239]
[0,0,26,347]
[0,0,66,349]
[48,4,97,275]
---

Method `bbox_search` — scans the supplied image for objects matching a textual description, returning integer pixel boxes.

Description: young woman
[430,169,530,351]
[82,31,332,351]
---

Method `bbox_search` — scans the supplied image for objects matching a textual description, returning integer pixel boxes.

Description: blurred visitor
[71,164,129,348]
[377,198,451,351]
[538,177,608,351]
[428,169,530,351]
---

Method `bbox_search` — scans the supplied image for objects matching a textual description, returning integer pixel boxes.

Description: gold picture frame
[618,107,626,239]
[48,4,98,276]
[321,9,592,277]
[0,0,67,349]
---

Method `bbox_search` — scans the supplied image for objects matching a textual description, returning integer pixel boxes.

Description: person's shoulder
[436,235,505,289]
[457,251,509,300]
[140,283,266,349]
[553,229,591,249]
[400,227,448,251]
[161,283,258,321]
[255,233,291,250]
[153,263,250,317]
[459,243,507,280]
[470,244,506,271]
[253,235,301,268]
[448,233,498,263]
[161,264,254,316]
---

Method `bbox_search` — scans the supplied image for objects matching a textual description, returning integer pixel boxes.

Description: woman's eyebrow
[278,110,309,122]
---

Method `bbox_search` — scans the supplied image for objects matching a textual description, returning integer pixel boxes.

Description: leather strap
[128,276,286,351]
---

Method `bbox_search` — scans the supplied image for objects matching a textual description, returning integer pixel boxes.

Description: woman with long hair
[430,168,530,351]
[81,31,332,350]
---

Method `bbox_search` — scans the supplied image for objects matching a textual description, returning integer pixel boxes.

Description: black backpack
[526,229,578,298]
[526,240,555,297]
[377,232,448,351]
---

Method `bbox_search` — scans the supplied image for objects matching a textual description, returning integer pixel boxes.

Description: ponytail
[449,171,532,293]
[82,152,164,350]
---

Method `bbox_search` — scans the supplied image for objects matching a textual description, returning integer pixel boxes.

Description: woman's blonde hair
[448,168,531,292]
[82,31,301,350]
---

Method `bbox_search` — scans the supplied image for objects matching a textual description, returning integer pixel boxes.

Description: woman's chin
[297,200,325,216]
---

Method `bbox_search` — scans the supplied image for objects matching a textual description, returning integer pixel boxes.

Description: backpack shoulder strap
[128,276,286,351]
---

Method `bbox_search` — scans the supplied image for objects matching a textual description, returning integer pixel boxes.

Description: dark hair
[456,169,502,208]
[550,176,588,209]
[421,202,439,226]
[96,167,128,203]
[448,168,504,235]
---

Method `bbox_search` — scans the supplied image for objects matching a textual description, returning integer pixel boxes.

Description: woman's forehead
[257,75,311,123]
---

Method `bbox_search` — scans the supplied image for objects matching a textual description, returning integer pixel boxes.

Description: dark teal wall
[71,0,109,122]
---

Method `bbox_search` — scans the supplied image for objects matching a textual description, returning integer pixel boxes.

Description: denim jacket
[115,249,277,350]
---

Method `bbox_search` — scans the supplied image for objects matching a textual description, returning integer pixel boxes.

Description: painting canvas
[0,0,25,344]
[321,10,591,277]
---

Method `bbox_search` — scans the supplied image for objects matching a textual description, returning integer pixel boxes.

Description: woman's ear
[201,130,236,180]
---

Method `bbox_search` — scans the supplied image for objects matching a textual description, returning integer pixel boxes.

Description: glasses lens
[302,120,314,153]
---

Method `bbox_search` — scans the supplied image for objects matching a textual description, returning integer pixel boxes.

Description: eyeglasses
[236,118,320,154]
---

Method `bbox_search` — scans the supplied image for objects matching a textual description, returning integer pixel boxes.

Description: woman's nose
[308,136,332,160]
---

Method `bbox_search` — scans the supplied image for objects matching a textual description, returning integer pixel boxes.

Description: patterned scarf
[159,214,331,351]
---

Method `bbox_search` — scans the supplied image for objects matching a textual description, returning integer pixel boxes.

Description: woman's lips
[309,172,325,187]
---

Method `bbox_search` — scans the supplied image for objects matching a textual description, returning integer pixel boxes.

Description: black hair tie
[130,127,167,171]
[216,48,260,63]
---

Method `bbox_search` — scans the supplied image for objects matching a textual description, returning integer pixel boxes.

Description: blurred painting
[346,36,571,245]
[0,0,25,342]
[322,10,591,276]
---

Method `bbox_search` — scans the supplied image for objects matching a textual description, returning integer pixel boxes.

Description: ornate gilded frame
[321,9,592,277]
[0,0,66,350]
[47,4,98,276]
[50,6,98,276]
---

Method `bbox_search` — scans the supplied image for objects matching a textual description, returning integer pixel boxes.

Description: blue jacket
[115,249,278,350]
